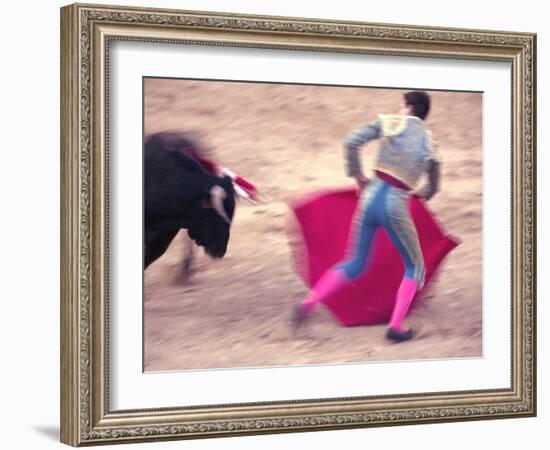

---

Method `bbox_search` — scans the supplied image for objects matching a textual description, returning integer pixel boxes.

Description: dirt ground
[143,78,482,371]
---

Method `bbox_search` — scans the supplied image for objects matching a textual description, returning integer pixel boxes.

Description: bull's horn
[210,185,230,223]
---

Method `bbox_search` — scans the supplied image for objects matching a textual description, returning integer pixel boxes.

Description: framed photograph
[60,3,536,446]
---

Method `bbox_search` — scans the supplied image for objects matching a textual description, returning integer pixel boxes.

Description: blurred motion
[144,131,259,277]
[144,131,236,268]
[144,78,482,371]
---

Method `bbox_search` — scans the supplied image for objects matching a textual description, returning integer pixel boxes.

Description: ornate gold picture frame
[60,3,536,446]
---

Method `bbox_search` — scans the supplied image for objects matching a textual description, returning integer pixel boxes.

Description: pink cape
[287,187,459,326]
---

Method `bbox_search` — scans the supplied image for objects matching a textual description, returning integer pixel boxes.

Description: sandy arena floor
[143,79,482,371]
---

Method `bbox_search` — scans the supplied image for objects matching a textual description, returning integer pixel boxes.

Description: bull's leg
[172,233,196,284]
[144,229,179,269]
[182,238,195,278]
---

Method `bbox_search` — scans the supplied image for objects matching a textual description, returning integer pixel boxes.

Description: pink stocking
[300,269,349,314]
[389,277,418,332]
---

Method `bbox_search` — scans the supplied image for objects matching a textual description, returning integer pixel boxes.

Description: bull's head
[187,176,236,258]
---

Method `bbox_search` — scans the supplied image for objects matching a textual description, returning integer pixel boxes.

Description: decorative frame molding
[60,3,536,446]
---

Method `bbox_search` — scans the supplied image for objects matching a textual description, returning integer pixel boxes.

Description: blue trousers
[337,178,425,286]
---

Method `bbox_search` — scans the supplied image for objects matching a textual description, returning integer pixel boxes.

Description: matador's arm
[344,117,381,178]
[415,130,441,201]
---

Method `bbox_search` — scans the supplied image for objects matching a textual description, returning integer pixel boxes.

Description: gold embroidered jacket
[344,114,441,199]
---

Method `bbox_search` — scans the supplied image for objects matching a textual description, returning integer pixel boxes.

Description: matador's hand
[356,174,370,191]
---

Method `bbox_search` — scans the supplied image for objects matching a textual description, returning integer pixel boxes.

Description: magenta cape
[287,187,459,326]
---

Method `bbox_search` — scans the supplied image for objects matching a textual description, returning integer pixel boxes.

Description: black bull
[144,132,236,269]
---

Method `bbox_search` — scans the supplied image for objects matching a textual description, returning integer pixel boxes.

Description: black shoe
[386,327,414,342]
[292,304,307,335]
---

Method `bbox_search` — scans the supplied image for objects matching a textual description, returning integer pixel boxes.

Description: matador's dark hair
[404,91,431,120]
